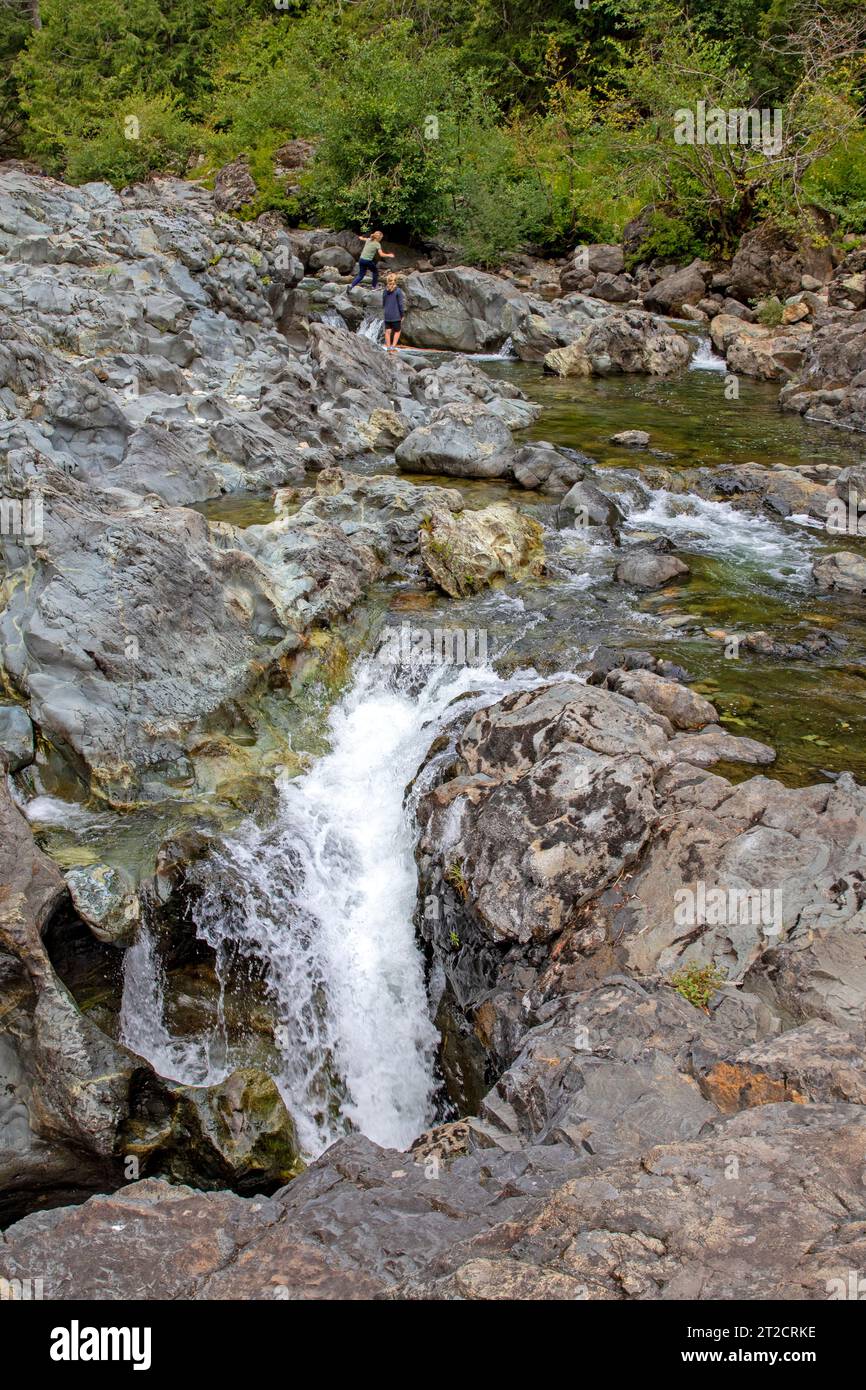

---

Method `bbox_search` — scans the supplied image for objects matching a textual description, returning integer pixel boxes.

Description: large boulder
[642,262,709,315]
[544,312,691,377]
[812,551,866,593]
[394,402,515,478]
[419,502,544,598]
[729,221,835,302]
[400,267,533,352]
[213,158,257,213]
[510,442,588,495]
[614,552,690,589]
[0,781,301,1222]
[779,313,866,432]
[0,701,35,771]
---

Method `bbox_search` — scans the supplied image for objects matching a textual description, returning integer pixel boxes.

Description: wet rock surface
[3,172,866,1300]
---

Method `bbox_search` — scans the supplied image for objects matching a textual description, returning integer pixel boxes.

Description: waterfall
[357,312,385,344]
[688,335,727,372]
[120,922,228,1085]
[120,653,543,1157]
[319,308,347,329]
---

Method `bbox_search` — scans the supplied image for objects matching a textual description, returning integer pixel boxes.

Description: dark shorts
[384,319,402,332]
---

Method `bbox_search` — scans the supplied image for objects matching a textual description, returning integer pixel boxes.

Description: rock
[727,326,811,381]
[3,1106,864,1300]
[509,442,587,495]
[400,267,533,352]
[584,244,625,275]
[781,313,866,432]
[0,467,298,803]
[604,668,718,730]
[614,552,690,589]
[394,402,515,478]
[123,1067,302,1193]
[544,312,691,377]
[642,262,708,315]
[213,158,257,213]
[782,300,811,325]
[308,246,355,274]
[610,429,649,447]
[696,1022,866,1113]
[729,221,834,302]
[557,479,624,530]
[591,271,637,303]
[273,139,317,178]
[721,296,757,321]
[0,779,300,1222]
[419,502,543,598]
[0,701,35,771]
[829,272,866,311]
[812,551,866,593]
[709,628,843,662]
[708,461,833,520]
[416,682,667,949]
[65,864,140,946]
[622,769,865,996]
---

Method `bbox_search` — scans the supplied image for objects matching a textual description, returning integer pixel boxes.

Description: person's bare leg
[384,327,393,350]
[391,327,402,349]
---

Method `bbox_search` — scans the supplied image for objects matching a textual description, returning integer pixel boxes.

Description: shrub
[670,962,727,1011]
[63,94,199,187]
[756,295,785,326]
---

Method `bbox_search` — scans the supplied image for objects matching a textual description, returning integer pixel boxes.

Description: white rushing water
[121,654,545,1156]
[626,488,814,582]
[688,336,727,372]
[357,311,385,343]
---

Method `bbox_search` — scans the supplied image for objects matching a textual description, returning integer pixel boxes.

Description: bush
[670,962,727,1011]
[626,210,707,268]
[807,131,866,234]
[63,94,199,186]
[756,295,784,326]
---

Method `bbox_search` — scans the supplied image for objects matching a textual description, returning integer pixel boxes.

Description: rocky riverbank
[1,169,866,1299]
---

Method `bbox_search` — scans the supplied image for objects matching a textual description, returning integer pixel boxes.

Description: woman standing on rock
[382,274,405,351]
[349,230,394,288]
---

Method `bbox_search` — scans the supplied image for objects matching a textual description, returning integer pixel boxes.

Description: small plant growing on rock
[449,929,460,950]
[756,296,784,327]
[444,859,469,900]
[670,962,726,1012]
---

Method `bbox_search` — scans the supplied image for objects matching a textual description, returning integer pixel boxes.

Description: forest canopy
[1,0,864,263]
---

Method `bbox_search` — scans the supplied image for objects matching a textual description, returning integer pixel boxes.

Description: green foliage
[14,0,270,171]
[444,860,469,900]
[670,962,727,1011]
[807,131,866,233]
[0,0,33,156]
[626,211,708,269]
[756,294,784,326]
[6,0,866,263]
[63,93,198,185]
[299,22,459,237]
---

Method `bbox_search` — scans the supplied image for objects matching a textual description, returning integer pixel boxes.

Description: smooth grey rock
[0,702,34,771]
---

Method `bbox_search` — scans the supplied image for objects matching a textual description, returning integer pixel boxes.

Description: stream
[31,340,866,1159]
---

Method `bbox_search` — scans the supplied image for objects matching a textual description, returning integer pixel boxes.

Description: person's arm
[381,250,395,259]
[397,289,405,315]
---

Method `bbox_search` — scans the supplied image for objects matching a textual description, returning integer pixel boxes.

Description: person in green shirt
[349,231,394,288]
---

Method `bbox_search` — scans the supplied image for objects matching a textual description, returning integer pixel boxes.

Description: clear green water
[25,348,866,881]
[485,356,865,473]
[474,358,866,785]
